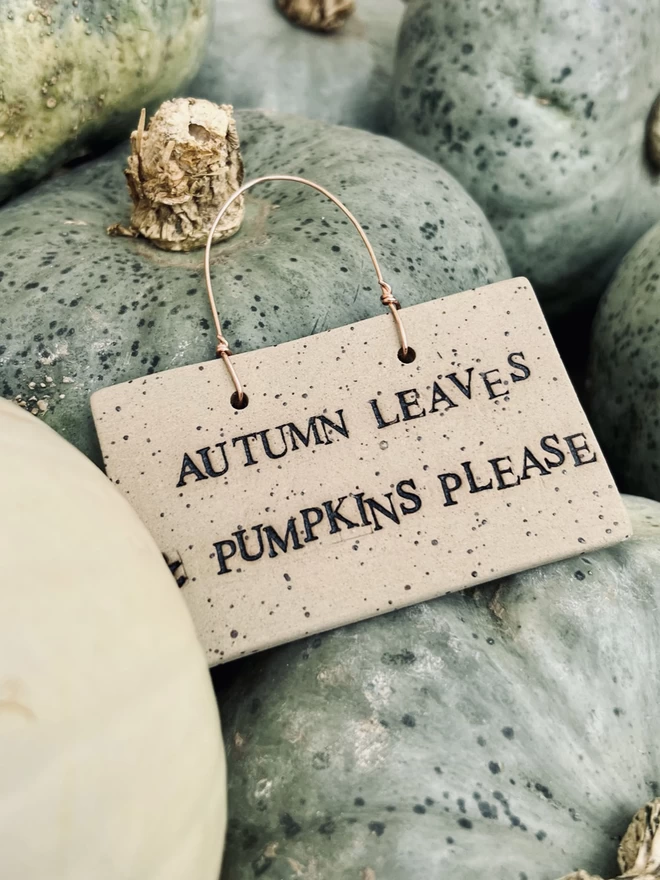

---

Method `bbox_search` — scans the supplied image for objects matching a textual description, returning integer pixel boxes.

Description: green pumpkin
[587,222,660,501]
[190,0,404,133]
[0,0,210,202]
[0,110,509,465]
[217,494,658,880]
[391,0,660,314]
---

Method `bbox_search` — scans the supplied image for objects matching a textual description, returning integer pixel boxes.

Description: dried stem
[559,800,660,880]
[108,98,244,252]
[277,0,355,32]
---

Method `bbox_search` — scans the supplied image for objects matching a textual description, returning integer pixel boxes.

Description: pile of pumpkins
[2,1,660,878]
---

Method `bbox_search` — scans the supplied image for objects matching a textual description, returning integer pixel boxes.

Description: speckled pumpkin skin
[190,0,404,133]
[217,494,660,880]
[391,0,660,314]
[0,110,509,464]
[0,0,210,202]
[587,222,660,500]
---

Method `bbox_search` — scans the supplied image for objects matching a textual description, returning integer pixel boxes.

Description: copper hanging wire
[204,175,409,405]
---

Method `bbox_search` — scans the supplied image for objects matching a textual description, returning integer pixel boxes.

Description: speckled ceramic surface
[91,277,629,664]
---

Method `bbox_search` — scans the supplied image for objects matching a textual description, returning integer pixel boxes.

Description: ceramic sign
[91,277,630,664]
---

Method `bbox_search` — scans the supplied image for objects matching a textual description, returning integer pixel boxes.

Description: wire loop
[204,175,409,404]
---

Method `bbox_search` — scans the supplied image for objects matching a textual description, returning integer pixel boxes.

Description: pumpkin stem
[558,800,660,880]
[276,0,356,32]
[107,98,245,252]
[618,800,660,876]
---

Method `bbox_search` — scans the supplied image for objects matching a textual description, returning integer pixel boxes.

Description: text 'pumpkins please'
[91,276,629,664]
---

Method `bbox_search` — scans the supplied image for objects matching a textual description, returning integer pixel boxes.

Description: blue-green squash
[218,494,660,879]
[391,0,660,314]
[190,0,404,133]
[587,221,660,501]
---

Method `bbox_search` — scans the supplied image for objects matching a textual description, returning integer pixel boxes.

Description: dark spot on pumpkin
[457,798,466,814]
[434,766,442,774]
[318,819,335,836]
[508,118,519,128]
[535,783,553,800]
[502,727,514,740]
[574,570,585,580]
[369,821,386,836]
[536,830,547,841]
[401,714,416,727]
[241,829,259,850]
[613,707,624,717]
[230,629,238,639]
[489,761,501,774]
[385,805,396,812]
[478,801,498,819]
[413,804,426,814]
[461,43,473,54]
[279,813,301,838]
[458,818,473,829]
[425,797,435,807]
[312,751,330,770]
[477,736,487,747]
[447,836,454,844]
[382,650,416,665]
[552,66,572,83]
[354,797,365,807]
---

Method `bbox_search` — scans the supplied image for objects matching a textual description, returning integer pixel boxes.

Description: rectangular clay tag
[91,277,630,664]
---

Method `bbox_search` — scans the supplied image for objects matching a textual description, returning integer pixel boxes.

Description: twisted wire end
[379,281,400,310]
[216,336,232,359]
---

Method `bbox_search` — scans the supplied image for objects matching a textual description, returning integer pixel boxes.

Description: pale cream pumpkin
[0,399,225,879]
